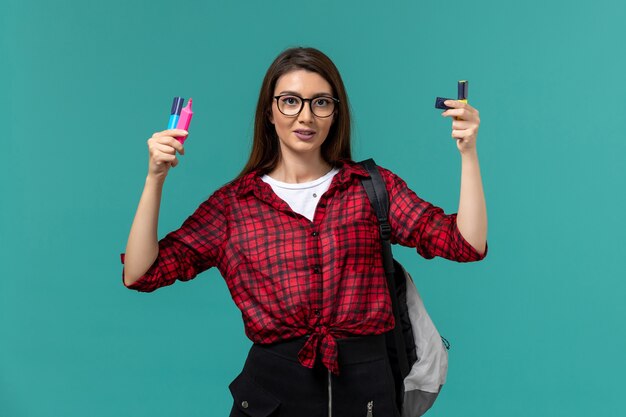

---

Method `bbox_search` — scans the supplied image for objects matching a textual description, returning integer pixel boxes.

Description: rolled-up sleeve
[121,190,229,292]
[381,168,487,262]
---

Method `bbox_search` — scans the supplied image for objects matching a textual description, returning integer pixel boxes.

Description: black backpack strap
[360,159,395,278]
[359,159,410,379]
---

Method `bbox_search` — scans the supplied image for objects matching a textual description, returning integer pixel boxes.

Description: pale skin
[122,128,187,286]
[267,70,336,183]
[123,71,486,286]
[442,99,488,255]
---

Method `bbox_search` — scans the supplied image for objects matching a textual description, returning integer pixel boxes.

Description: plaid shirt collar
[235,159,370,198]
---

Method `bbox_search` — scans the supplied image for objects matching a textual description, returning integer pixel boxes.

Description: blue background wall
[2,1,625,416]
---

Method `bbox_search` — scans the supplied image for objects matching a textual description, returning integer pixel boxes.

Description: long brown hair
[236,47,352,179]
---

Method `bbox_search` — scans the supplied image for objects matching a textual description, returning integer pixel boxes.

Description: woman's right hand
[146,129,188,181]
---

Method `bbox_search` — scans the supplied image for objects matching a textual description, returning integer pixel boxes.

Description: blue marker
[168,97,185,129]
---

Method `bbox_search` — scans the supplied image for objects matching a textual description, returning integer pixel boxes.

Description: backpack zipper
[366,400,374,417]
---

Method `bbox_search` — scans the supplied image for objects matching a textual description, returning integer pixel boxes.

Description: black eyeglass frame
[273,94,340,118]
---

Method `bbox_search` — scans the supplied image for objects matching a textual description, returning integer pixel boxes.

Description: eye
[280,96,301,106]
[313,97,330,107]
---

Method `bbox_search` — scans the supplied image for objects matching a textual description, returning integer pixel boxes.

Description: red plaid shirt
[121,160,486,374]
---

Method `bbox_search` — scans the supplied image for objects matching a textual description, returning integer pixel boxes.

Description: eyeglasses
[274,94,339,118]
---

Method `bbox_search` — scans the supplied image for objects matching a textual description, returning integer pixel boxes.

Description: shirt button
[311,231,319,237]
[313,309,321,316]
[241,401,249,409]
[313,267,321,274]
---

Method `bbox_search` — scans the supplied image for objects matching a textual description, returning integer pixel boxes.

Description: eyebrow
[277,90,334,97]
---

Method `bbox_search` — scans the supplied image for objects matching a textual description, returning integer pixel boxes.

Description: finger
[168,137,185,155]
[155,143,177,155]
[443,100,467,108]
[443,100,478,119]
[157,153,178,165]
[443,108,478,121]
[443,99,476,111]
[148,139,174,156]
[452,120,471,130]
[153,135,186,155]
[154,128,189,138]
[441,108,466,118]
[160,138,185,155]
[451,129,477,140]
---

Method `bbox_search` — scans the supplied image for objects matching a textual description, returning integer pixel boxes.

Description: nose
[298,102,314,123]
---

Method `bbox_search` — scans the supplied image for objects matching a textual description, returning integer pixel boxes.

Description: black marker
[435,80,469,109]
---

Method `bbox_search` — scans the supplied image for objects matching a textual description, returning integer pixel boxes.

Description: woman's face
[270,69,335,161]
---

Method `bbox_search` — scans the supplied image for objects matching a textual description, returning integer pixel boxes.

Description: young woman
[121,47,487,417]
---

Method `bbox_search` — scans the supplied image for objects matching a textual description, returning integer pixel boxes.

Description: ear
[268,109,274,125]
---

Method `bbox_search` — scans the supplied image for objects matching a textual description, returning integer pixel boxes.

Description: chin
[284,142,322,156]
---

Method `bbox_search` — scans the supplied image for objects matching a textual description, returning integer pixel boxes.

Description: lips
[294,129,316,140]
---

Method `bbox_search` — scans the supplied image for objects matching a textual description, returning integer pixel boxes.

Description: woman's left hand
[441,100,480,154]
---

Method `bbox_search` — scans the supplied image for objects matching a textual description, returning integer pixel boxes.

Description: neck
[269,152,333,183]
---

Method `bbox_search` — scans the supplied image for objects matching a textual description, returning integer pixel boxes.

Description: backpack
[359,159,449,417]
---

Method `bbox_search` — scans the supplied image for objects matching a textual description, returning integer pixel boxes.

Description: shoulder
[337,158,401,179]
[191,174,254,216]
[342,159,406,189]
[210,170,261,200]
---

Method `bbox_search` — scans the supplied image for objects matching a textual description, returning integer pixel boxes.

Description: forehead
[274,69,333,95]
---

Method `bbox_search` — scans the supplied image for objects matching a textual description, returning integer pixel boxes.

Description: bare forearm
[123,176,165,285]
[456,150,487,254]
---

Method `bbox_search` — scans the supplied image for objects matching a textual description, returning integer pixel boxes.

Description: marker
[168,97,184,129]
[435,96,453,110]
[458,80,468,103]
[175,98,193,144]
[455,80,469,120]
[434,80,469,110]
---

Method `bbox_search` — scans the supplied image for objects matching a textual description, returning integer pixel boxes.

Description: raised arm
[442,100,487,255]
[123,129,187,286]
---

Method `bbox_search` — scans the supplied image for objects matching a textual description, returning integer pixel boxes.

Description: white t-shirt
[261,167,340,222]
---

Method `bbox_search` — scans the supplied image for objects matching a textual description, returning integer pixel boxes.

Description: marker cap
[170,97,185,115]
[435,97,454,110]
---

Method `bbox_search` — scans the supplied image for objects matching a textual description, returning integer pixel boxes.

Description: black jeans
[228,333,400,417]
